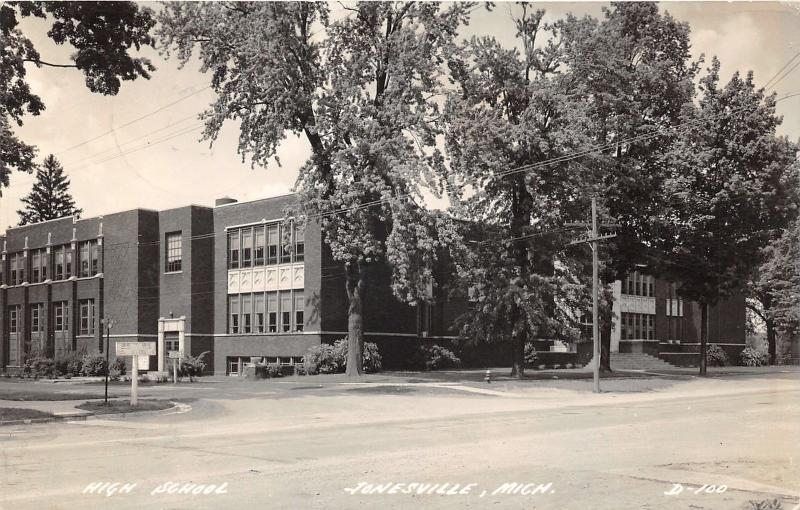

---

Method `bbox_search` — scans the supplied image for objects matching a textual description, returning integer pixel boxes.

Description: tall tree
[17,154,82,225]
[158,1,470,376]
[444,6,596,378]
[654,57,800,375]
[0,1,156,194]
[556,3,700,371]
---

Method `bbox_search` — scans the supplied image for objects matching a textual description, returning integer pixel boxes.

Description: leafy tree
[757,217,800,353]
[0,1,156,194]
[158,1,470,376]
[17,154,82,225]
[654,58,800,375]
[444,5,596,378]
[556,3,699,371]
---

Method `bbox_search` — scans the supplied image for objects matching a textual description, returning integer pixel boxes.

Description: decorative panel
[278,267,292,290]
[252,268,265,292]
[292,264,304,289]
[227,271,239,294]
[265,268,278,291]
[240,269,252,293]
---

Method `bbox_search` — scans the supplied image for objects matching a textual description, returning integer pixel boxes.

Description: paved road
[1,373,798,509]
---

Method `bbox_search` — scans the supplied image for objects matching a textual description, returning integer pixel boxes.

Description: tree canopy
[17,154,82,225]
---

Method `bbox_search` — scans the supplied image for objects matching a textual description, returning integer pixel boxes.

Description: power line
[55,86,211,156]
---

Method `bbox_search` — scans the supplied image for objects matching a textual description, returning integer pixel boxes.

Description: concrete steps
[611,352,676,370]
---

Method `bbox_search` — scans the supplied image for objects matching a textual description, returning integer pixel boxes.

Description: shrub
[81,355,107,376]
[739,347,768,367]
[180,351,210,381]
[109,357,127,381]
[303,338,382,374]
[524,343,539,367]
[418,344,460,371]
[55,351,86,376]
[26,357,56,378]
[706,344,729,367]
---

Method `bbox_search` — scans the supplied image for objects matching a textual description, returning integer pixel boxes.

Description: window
[294,291,304,332]
[266,225,278,265]
[79,299,95,335]
[254,226,265,266]
[79,241,99,277]
[228,230,240,269]
[31,249,45,283]
[255,293,265,333]
[622,271,654,297]
[10,252,24,285]
[280,226,292,264]
[54,301,69,331]
[30,303,44,332]
[268,292,277,332]
[621,312,655,340]
[229,295,240,333]
[165,232,182,272]
[241,228,252,268]
[294,226,305,263]
[241,294,252,333]
[9,305,20,333]
[281,292,292,332]
[54,246,65,280]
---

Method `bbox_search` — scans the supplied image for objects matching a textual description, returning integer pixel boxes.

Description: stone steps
[610,353,676,370]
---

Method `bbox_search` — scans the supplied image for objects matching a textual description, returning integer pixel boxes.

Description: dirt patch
[0,407,54,421]
[76,399,173,415]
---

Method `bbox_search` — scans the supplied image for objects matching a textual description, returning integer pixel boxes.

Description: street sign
[116,342,156,356]
[168,350,181,359]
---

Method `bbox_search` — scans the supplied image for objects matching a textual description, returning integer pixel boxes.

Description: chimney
[215,196,238,207]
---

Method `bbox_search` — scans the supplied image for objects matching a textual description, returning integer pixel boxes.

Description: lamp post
[101,318,116,404]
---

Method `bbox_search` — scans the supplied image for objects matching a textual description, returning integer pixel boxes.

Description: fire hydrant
[484,369,492,384]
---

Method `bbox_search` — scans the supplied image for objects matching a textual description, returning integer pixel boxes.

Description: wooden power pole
[567,197,617,393]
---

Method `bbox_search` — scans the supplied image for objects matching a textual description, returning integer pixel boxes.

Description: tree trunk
[345,260,366,377]
[699,301,708,376]
[600,319,612,373]
[766,318,776,365]
[509,306,525,379]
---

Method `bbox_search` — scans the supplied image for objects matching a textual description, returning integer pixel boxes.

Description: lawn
[0,407,54,422]
[76,399,173,415]
[0,390,118,401]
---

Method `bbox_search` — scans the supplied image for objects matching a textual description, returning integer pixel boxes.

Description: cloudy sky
[3,1,800,230]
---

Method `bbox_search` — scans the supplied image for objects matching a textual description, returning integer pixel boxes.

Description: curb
[0,401,184,427]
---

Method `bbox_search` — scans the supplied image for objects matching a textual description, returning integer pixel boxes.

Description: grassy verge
[76,399,173,415]
[0,390,119,401]
[0,407,54,421]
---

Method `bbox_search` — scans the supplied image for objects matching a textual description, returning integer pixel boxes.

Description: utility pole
[567,196,618,393]
[101,317,116,404]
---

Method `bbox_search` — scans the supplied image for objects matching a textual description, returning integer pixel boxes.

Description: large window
[79,299,95,335]
[30,303,44,332]
[79,240,99,277]
[228,230,240,269]
[621,312,655,340]
[10,252,24,285]
[54,245,71,280]
[54,301,69,331]
[623,271,654,297]
[165,232,182,272]
[30,248,47,283]
[241,228,252,268]
[9,305,20,333]
[228,290,305,333]
[295,227,305,263]
[267,224,279,265]
[254,226,265,266]
[228,222,304,269]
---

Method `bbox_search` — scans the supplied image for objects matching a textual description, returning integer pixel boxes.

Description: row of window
[227,356,305,375]
[3,241,100,285]
[7,299,96,336]
[227,223,304,270]
[620,312,656,340]
[622,271,655,297]
[228,290,304,334]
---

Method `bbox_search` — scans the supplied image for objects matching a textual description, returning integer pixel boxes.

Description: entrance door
[164,332,180,369]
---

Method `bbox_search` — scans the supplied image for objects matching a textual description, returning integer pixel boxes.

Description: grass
[76,399,173,415]
[0,390,119,401]
[0,407,54,421]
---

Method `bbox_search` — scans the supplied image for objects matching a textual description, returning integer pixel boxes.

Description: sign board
[116,342,156,356]
[137,355,150,370]
[168,350,181,359]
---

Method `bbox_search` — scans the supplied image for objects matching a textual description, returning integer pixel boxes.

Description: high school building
[0,194,745,375]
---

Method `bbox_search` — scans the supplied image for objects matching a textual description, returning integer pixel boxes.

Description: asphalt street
[0,372,798,509]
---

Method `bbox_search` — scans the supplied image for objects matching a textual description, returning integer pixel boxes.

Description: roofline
[214,192,298,208]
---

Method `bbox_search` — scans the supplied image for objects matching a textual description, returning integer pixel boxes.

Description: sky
[3,1,800,231]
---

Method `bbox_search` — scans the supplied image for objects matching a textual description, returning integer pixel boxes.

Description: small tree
[17,154,82,225]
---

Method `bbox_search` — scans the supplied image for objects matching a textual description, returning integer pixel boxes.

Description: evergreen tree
[17,154,82,225]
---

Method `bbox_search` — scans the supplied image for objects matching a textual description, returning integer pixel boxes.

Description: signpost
[116,342,156,407]
[168,351,181,385]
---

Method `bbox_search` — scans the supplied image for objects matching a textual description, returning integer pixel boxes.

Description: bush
[418,344,460,371]
[706,344,729,367]
[303,338,382,375]
[26,357,56,378]
[739,347,768,367]
[180,351,210,381]
[55,351,86,377]
[109,357,127,380]
[524,343,539,367]
[81,355,107,376]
